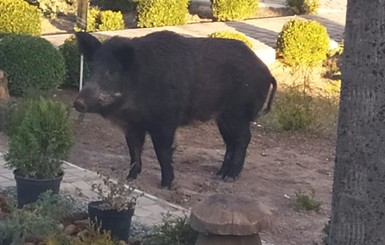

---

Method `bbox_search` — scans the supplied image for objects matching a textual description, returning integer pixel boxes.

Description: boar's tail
[263,77,277,114]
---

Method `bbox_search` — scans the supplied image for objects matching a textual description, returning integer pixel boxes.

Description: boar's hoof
[223,176,237,183]
[126,172,138,182]
[160,177,174,189]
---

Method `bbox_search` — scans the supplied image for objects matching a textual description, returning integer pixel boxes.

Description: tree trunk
[0,70,10,101]
[329,0,385,244]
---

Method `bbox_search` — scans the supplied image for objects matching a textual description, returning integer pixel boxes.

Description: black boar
[74,30,277,188]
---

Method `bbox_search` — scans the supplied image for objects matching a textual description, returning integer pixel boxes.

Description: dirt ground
[48,83,335,245]
[4,5,336,245]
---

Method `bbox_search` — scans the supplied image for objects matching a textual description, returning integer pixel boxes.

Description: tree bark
[0,70,10,101]
[329,0,385,244]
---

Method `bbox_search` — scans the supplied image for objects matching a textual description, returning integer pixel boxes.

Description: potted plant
[4,96,72,207]
[88,172,141,242]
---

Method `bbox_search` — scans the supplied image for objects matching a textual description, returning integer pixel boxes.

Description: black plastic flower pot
[13,169,64,208]
[88,201,135,242]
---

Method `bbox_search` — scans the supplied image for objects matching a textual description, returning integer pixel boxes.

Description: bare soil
[50,81,335,245]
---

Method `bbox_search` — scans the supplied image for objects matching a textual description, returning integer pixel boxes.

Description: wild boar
[74,30,277,188]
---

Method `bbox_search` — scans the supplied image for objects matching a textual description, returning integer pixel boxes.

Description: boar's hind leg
[216,114,251,180]
[125,126,146,181]
[150,126,176,189]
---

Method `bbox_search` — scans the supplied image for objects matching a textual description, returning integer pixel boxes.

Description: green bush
[75,7,125,32]
[0,0,41,35]
[98,10,125,31]
[286,0,319,15]
[276,19,330,67]
[59,36,92,88]
[208,31,253,49]
[144,214,198,245]
[295,189,321,212]
[0,191,72,244]
[134,0,189,28]
[0,34,65,96]
[25,0,73,18]
[5,97,72,179]
[211,0,259,21]
[90,0,135,12]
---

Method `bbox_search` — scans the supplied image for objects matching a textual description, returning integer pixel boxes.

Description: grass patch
[294,189,321,212]
[143,213,198,245]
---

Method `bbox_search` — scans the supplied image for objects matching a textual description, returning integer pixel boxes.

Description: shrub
[25,0,72,18]
[295,189,321,212]
[134,0,189,28]
[90,0,135,12]
[0,0,41,35]
[98,10,125,31]
[208,31,253,49]
[0,34,66,96]
[144,214,198,245]
[59,36,92,88]
[75,7,125,32]
[211,0,259,21]
[276,19,330,67]
[5,97,72,179]
[286,0,319,15]
[273,88,317,131]
[0,191,72,244]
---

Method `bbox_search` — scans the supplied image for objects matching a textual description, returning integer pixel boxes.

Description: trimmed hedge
[0,34,66,96]
[59,36,92,88]
[211,0,259,21]
[0,0,41,35]
[134,0,189,28]
[286,0,319,15]
[276,19,330,67]
[209,31,253,49]
[75,7,125,32]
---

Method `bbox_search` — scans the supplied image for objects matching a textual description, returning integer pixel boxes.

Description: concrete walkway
[0,152,188,227]
[43,11,346,67]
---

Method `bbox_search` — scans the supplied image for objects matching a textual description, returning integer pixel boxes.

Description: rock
[64,224,77,235]
[74,219,89,230]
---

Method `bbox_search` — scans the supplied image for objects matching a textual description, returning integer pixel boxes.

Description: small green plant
[0,191,72,244]
[295,189,321,212]
[75,7,125,32]
[134,0,189,28]
[91,172,141,211]
[272,88,317,131]
[59,36,92,88]
[208,31,253,49]
[286,0,319,14]
[71,224,116,245]
[5,97,72,179]
[0,34,66,96]
[276,19,330,67]
[211,0,259,21]
[0,0,41,35]
[144,213,198,245]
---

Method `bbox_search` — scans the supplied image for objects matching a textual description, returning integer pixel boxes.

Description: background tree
[329,0,385,244]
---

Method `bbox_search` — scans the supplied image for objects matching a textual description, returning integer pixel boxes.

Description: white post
[79,55,84,91]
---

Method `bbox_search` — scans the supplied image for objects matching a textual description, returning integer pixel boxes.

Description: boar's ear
[112,45,135,69]
[75,32,101,61]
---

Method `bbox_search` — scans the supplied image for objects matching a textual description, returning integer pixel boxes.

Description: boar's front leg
[149,126,176,189]
[125,125,146,181]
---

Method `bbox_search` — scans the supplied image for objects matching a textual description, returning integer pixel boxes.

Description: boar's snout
[73,98,87,113]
